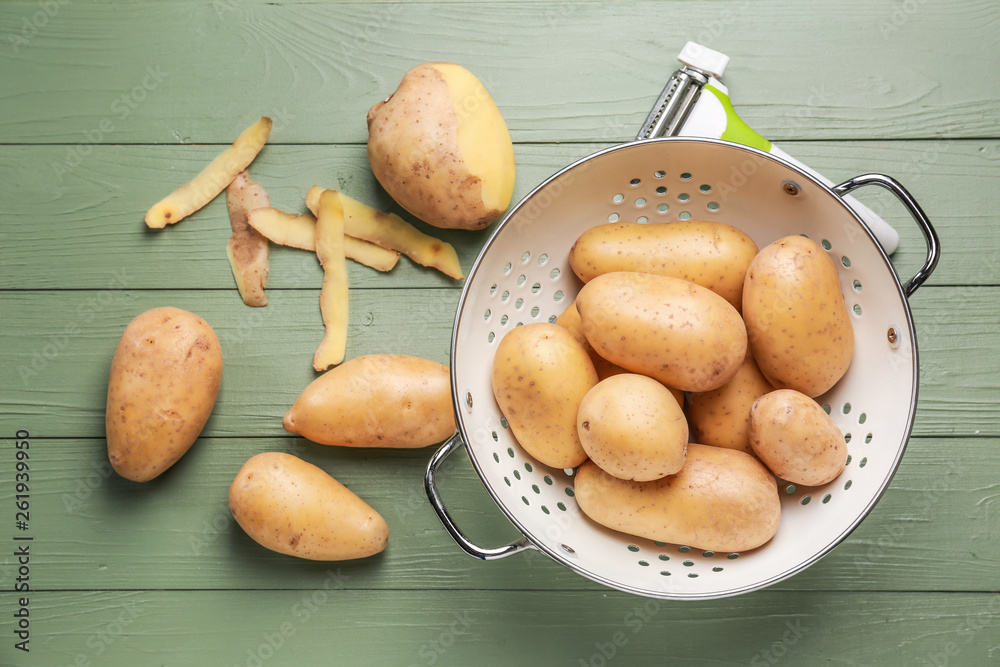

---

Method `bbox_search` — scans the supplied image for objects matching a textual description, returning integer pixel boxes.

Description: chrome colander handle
[833,173,941,297]
[424,433,535,560]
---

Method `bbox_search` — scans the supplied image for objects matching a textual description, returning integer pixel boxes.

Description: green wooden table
[2,1,998,665]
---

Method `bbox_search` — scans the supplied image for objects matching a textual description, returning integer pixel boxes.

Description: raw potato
[225,170,271,307]
[743,235,854,397]
[576,271,747,392]
[283,354,455,448]
[569,220,759,311]
[105,307,223,482]
[313,190,349,371]
[229,452,388,560]
[491,322,597,469]
[749,389,847,486]
[558,300,685,408]
[687,350,775,456]
[574,444,781,553]
[306,186,463,279]
[247,206,400,272]
[554,300,629,382]
[577,374,688,481]
[367,62,515,230]
[145,116,272,228]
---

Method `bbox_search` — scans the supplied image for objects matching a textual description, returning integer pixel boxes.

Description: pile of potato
[491,220,854,553]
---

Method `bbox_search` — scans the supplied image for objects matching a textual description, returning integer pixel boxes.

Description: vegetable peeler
[637,42,901,254]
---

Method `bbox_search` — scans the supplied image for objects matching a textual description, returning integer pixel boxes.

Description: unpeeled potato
[491,322,597,469]
[577,374,688,481]
[577,272,747,392]
[105,307,223,482]
[569,220,758,311]
[229,452,388,561]
[554,300,629,382]
[283,354,455,448]
[749,389,847,486]
[687,350,775,456]
[556,300,684,433]
[574,444,780,553]
[743,235,854,397]
[367,62,515,230]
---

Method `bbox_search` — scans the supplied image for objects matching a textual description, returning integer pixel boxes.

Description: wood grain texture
[1,140,996,290]
[0,435,996,593]
[0,0,995,664]
[0,287,996,438]
[13,589,1000,666]
[1,289,459,439]
[0,1,998,144]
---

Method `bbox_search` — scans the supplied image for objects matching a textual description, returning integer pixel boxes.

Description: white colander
[425,136,940,600]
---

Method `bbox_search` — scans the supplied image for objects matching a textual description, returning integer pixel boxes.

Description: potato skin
[366,62,515,230]
[492,322,597,469]
[105,307,222,482]
[283,354,455,448]
[577,374,687,481]
[555,301,685,404]
[569,220,758,311]
[554,300,629,381]
[576,272,747,392]
[574,444,780,552]
[687,350,775,456]
[229,452,388,561]
[749,389,847,486]
[743,235,854,397]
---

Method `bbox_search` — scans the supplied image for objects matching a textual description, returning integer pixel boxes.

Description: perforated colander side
[450,138,919,599]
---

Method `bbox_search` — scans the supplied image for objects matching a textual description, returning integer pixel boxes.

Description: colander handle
[424,433,535,560]
[833,173,941,297]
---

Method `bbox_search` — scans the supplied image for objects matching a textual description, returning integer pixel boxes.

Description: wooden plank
[1,140,995,290]
[1,1,998,144]
[794,139,1000,291]
[0,286,996,438]
[1,289,459,440]
[0,144,476,291]
[0,0,992,663]
[0,433,996,593]
[5,589,1000,666]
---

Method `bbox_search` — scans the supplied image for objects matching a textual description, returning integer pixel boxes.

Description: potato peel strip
[306,186,463,280]
[145,116,273,228]
[247,206,399,272]
[313,190,349,371]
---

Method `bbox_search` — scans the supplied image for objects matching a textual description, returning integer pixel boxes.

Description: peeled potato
[229,452,388,561]
[367,62,515,230]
